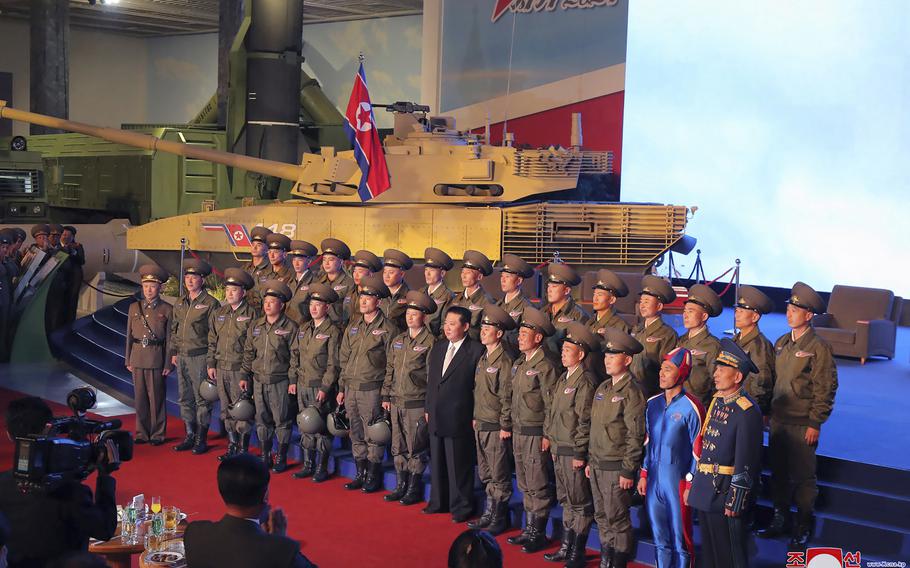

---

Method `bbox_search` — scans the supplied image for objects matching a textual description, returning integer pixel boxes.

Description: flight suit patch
[372,329,387,335]
[611,395,624,402]
[274,329,290,336]
[486,367,498,373]
[557,316,572,323]
[350,327,359,335]
[564,387,576,394]
[315,333,329,340]
[413,345,428,352]
[594,393,605,401]
[468,304,483,311]
[795,351,814,358]
[393,341,404,350]
[646,337,660,343]
[237,316,251,321]
[194,304,208,310]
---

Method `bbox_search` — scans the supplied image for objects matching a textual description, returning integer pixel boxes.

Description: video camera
[12,387,133,491]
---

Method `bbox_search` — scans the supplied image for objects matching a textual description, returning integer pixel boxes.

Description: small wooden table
[89,534,146,568]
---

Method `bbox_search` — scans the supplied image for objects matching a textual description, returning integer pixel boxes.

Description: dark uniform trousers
[474,429,512,503]
[553,454,593,534]
[133,368,167,441]
[297,385,333,454]
[769,421,817,515]
[513,433,554,517]
[698,511,748,568]
[590,468,634,553]
[178,354,212,429]
[126,298,172,442]
[429,433,476,517]
[218,369,250,434]
[391,404,429,475]
[254,378,292,445]
[346,387,384,463]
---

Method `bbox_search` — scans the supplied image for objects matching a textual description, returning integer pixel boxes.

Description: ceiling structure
[0,0,423,37]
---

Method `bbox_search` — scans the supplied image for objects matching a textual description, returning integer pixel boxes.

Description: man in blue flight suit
[688,339,763,568]
[637,347,705,568]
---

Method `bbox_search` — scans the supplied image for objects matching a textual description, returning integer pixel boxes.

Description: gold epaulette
[736,397,752,410]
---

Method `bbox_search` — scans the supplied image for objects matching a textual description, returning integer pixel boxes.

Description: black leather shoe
[521,516,549,554]
[272,444,290,473]
[361,462,383,493]
[384,471,409,501]
[344,460,367,490]
[757,507,790,538]
[507,515,534,546]
[486,502,510,536]
[422,504,445,515]
[292,450,315,479]
[543,527,573,562]
[150,439,164,446]
[400,475,424,506]
[788,524,813,550]
[565,530,589,568]
[311,452,330,483]
[173,432,195,452]
[191,431,209,455]
[467,500,494,529]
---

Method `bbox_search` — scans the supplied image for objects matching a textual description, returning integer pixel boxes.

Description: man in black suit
[183,454,317,568]
[423,306,485,522]
[0,397,118,568]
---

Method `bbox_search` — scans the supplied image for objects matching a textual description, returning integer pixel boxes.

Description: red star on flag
[491,0,512,22]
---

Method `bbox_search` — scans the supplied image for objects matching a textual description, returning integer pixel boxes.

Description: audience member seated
[447,530,502,568]
[183,454,317,568]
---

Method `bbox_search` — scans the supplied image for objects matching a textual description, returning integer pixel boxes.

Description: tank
[0,101,694,275]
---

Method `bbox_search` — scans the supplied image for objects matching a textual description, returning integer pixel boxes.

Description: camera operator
[0,397,118,568]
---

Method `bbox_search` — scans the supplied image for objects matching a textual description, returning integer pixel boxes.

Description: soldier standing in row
[381,291,436,503]
[452,250,494,341]
[171,259,220,454]
[543,323,598,567]
[688,339,763,568]
[380,249,413,333]
[543,263,590,364]
[587,328,647,568]
[285,240,318,325]
[336,275,397,492]
[290,283,341,482]
[241,280,298,472]
[732,285,776,415]
[631,275,679,398]
[125,264,173,446]
[468,304,516,535]
[496,254,534,356]
[420,247,454,337]
[264,233,294,284]
[207,268,258,460]
[243,227,273,282]
[759,282,837,549]
[345,250,383,327]
[505,307,559,554]
[587,269,632,381]
[317,238,354,327]
[678,284,723,406]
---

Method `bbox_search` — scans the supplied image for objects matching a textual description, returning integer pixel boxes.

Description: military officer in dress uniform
[467,304,516,534]
[170,259,221,454]
[543,263,589,363]
[587,327,647,568]
[243,226,273,309]
[285,239,318,324]
[543,323,599,567]
[125,264,173,445]
[317,238,354,326]
[207,268,259,460]
[289,283,341,482]
[240,280,298,472]
[631,275,679,398]
[381,291,436,503]
[380,249,414,332]
[21,224,50,268]
[345,249,384,326]
[496,253,534,356]
[758,282,837,549]
[263,233,294,284]
[586,268,632,382]
[688,339,763,568]
[452,250,495,341]
[732,285,776,415]
[505,307,559,554]
[336,275,398,493]
[678,284,723,406]
[420,247,455,337]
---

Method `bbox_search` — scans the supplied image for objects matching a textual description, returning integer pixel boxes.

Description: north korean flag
[344,62,391,201]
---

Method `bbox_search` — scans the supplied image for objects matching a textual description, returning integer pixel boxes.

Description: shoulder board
[736,397,753,410]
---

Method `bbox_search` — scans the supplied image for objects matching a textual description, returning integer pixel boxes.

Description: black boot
[362,461,383,493]
[218,432,238,461]
[173,424,196,452]
[757,507,790,538]
[565,529,590,568]
[293,449,315,479]
[384,471,410,501]
[345,460,367,490]
[312,451,330,483]
[191,425,209,455]
[467,499,495,529]
[507,514,534,546]
[521,515,549,553]
[612,550,630,568]
[272,444,289,473]
[599,546,614,568]
[238,432,250,454]
[543,526,573,562]
[260,440,273,467]
[399,473,424,505]
[788,513,814,550]
[486,501,510,536]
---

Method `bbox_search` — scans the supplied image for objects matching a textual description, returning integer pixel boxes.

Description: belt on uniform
[182,347,208,357]
[697,463,734,475]
[133,338,164,347]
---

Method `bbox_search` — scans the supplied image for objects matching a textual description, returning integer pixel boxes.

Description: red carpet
[0,388,649,567]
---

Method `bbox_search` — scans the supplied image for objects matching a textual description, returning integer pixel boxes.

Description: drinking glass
[164,506,180,534]
[150,496,161,514]
[145,513,164,552]
[121,505,137,545]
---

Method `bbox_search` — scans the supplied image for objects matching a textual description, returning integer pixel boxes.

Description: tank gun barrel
[0,101,302,184]
[372,101,430,114]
